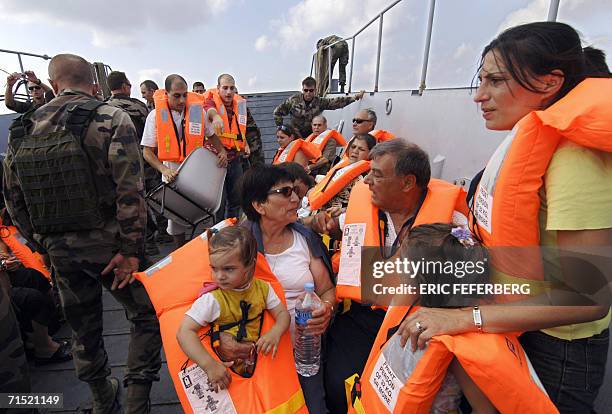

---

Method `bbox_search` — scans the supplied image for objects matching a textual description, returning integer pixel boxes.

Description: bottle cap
[304,282,315,292]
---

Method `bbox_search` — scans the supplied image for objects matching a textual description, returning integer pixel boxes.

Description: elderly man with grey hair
[309,139,468,413]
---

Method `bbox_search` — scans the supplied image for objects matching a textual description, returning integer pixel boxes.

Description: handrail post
[547,0,560,21]
[374,13,384,92]
[348,37,355,93]
[418,0,436,95]
[310,53,315,77]
[328,45,332,93]
[17,52,31,101]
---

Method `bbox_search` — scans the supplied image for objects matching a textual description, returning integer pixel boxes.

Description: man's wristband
[473,305,483,332]
[34,79,42,86]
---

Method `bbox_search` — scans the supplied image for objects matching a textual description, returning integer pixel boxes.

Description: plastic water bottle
[294,282,322,377]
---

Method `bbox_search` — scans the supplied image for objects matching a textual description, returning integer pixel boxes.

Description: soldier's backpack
[7,99,114,234]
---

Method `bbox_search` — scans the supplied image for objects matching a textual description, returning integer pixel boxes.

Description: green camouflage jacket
[273,93,356,138]
[3,89,146,269]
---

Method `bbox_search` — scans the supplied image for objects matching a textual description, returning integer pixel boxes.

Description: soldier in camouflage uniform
[0,271,35,414]
[316,35,350,95]
[244,107,264,169]
[273,76,365,138]
[106,71,164,256]
[3,54,161,414]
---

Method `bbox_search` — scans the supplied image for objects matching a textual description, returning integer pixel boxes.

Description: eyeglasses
[302,88,315,93]
[28,86,41,91]
[352,118,371,124]
[267,185,299,198]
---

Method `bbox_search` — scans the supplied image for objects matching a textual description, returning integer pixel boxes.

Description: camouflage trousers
[0,280,37,413]
[245,135,265,169]
[54,263,162,386]
[0,282,31,394]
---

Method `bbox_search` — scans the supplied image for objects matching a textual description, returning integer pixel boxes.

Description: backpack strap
[65,100,106,139]
[7,110,36,150]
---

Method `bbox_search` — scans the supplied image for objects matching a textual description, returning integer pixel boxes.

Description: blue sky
[1,0,610,113]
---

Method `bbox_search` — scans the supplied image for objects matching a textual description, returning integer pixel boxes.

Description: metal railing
[311,0,403,94]
[311,0,563,96]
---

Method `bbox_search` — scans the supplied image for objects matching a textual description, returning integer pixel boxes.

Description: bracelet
[473,305,483,332]
[35,79,42,85]
[0,259,7,272]
[323,300,335,314]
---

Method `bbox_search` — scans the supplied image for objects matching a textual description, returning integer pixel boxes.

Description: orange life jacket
[272,139,322,165]
[342,129,396,159]
[153,90,206,162]
[204,89,248,151]
[133,219,306,414]
[348,305,558,414]
[307,159,370,211]
[335,179,468,301]
[469,78,612,287]
[305,129,347,162]
[0,219,50,280]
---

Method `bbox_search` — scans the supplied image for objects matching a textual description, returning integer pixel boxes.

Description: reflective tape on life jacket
[348,306,558,414]
[305,129,347,162]
[205,89,247,151]
[133,219,306,414]
[470,78,612,287]
[272,139,322,165]
[154,90,206,162]
[0,219,50,280]
[336,179,468,303]
[308,159,370,211]
[342,129,396,159]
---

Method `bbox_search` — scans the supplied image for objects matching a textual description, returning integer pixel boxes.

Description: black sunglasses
[352,118,371,124]
[302,88,315,93]
[267,185,299,197]
[28,86,42,91]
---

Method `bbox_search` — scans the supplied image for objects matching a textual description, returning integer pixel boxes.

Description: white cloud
[255,35,270,52]
[272,0,394,52]
[453,42,474,60]
[0,0,232,48]
[137,68,163,85]
[498,0,548,33]
[498,0,609,34]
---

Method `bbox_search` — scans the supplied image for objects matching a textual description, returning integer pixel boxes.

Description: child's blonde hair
[207,226,258,268]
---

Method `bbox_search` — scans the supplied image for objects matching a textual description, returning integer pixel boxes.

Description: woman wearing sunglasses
[394,22,612,413]
[238,165,335,413]
[272,124,321,169]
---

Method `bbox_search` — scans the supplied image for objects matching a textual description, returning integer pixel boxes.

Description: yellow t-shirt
[539,139,612,340]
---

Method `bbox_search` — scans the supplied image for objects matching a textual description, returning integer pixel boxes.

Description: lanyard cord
[376,188,428,260]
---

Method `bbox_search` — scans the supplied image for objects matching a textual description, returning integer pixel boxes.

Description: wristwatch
[0,259,7,272]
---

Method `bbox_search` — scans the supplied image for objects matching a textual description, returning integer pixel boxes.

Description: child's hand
[204,360,233,392]
[256,331,281,357]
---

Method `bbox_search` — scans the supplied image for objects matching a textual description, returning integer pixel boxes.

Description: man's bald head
[48,54,94,93]
[164,74,187,92]
[217,73,235,86]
